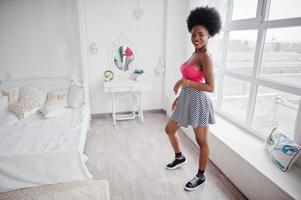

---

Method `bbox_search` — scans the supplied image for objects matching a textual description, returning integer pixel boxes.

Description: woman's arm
[171,96,179,110]
[183,53,215,93]
[173,79,183,95]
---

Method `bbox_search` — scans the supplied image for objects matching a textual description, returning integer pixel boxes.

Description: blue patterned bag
[265,127,301,172]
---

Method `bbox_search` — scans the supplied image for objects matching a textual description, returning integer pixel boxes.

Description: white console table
[104,79,151,126]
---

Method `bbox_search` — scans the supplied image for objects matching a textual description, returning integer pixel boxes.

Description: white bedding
[0,106,92,192]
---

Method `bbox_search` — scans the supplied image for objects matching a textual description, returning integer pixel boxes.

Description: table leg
[111,92,116,126]
[138,91,144,123]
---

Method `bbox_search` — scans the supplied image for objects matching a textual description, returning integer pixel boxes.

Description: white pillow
[8,88,19,105]
[40,104,66,118]
[9,87,47,119]
[68,84,84,108]
[45,90,68,107]
[265,127,301,172]
[0,96,8,112]
[18,87,46,103]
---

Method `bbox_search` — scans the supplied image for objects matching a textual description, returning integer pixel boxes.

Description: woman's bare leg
[165,121,181,153]
[184,126,209,190]
[193,126,209,172]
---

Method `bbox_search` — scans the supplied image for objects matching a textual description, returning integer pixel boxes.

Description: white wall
[0,0,190,114]
[0,0,82,80]
[164,0,189,115]
[82,0,167,114]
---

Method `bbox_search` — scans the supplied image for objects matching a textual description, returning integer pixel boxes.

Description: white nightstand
[104,79,151,126]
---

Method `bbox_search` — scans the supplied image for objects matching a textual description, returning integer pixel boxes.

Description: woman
[165,6,221,191]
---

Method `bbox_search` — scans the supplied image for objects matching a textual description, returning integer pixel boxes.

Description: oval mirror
[113,46,134,71]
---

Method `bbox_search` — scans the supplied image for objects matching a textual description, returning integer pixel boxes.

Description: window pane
[268,0,301,20]
[208,0,228,26]
[221,77,250,121]
[225,30,258,75]
[231,0,257,20]
[253,86,299,138]
[208,75,219,107]
[261,27,301,87]
[210,32,224,70]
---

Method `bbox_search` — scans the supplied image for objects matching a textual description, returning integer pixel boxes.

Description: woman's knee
[195,136,207,147]
[195,134,208,148]
[194,127,208,147]
[165,122,178,135]
[165,125,172,135]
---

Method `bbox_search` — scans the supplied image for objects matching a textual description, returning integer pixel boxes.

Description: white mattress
[0,106,92,192]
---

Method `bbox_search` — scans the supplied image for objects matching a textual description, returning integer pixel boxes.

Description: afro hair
[186,6,222,36]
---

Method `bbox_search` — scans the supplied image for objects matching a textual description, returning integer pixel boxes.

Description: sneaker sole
[184,182,205,191]
[165,159,187,170]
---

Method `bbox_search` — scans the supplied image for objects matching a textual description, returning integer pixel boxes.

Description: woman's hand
[171,97,179,110]
[173,79,184,95]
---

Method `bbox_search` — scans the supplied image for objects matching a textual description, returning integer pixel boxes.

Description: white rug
[0,180,110,200]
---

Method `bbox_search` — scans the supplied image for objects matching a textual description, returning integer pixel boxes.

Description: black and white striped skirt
[170,85,215,128]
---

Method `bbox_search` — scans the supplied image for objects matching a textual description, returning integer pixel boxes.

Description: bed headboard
[0,77,74,90]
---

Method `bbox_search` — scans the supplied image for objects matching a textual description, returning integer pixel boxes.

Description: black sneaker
[184,176,205,191]
[166,156,186,169]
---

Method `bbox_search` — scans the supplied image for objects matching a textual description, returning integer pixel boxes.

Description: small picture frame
[104,70,114,82]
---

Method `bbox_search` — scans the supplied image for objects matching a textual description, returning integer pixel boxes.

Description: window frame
[215,0,301,139]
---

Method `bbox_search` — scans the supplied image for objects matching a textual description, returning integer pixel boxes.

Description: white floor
[84,112,247,200]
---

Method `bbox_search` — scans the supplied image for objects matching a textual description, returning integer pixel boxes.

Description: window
[209,32,224,108]
[221,77,250,121]
[253,86,299,138]
[210,32,224,70]
[215,0,301,139]
[231,0,258,20]
[268,0,301,20]
[261,26,301,87]
[208,77,219,107]
[225,30,258,75]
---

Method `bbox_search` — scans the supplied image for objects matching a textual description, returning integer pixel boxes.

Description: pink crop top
[181,62,205,83]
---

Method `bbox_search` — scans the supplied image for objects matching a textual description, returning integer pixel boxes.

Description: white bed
[0,77,92,192]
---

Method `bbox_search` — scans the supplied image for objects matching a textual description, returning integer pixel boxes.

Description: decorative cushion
[9,101,41,119]
[9,87,47,119]
[45,90,68,107]
[265,127,301,172]
[0,96,8,112]
[8,88,19,105]
[0,88,19,105]
[0,88,9,96]
[40,104,67,118]
[68,84,84,108]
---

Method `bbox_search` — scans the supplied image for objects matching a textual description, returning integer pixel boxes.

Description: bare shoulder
[195,50,212,60]
[198,52,213,69]
[202,51,213,61]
